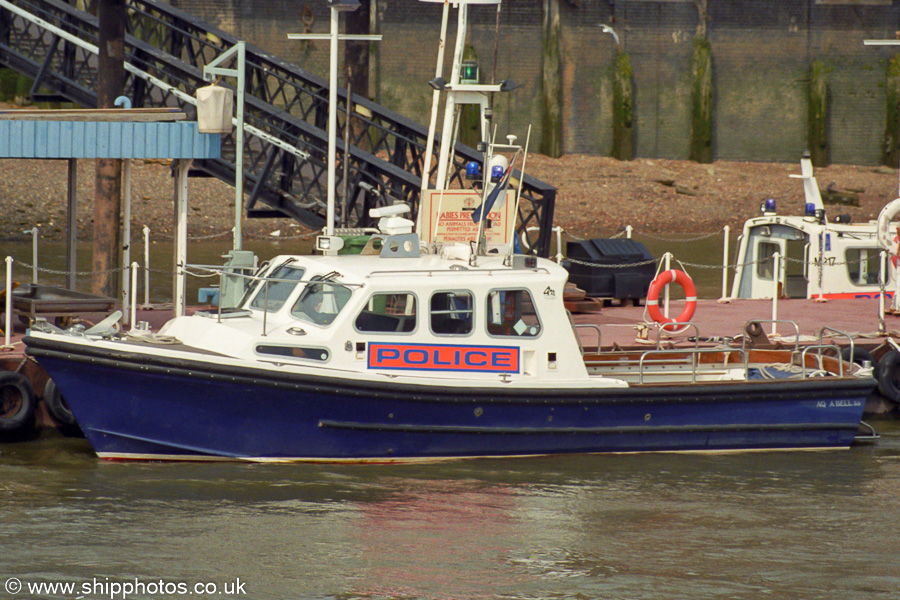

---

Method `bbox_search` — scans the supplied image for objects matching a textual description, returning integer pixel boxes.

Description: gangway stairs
[0,0,556,255]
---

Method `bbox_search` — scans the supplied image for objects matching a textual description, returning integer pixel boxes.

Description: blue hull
[27,338,874,461]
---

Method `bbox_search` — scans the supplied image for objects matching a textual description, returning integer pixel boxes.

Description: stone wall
[166,0,900,165]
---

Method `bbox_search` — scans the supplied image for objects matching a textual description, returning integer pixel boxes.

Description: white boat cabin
[730,213,885,299]
[159,245,602,385]
[731,155,891,300]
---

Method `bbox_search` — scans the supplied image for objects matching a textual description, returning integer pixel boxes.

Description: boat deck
[570,297,898,351]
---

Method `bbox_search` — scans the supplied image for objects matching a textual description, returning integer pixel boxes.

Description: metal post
[771,251,780,336]
[173,159,191,317]
[895,251,900,313]
[121,158,132,325]
[234,45,245,251]
[341,76,352,228]
[555,226,563,263]
[663,252,671,318]
[879,250,887,335]
[130,261,138,331]
[143,225,150,308]
[202,41,247,252]
[26,227,37,283]
[4,256,12,347]
[720,225,729,301]
[817,231,825,301]
[66,158,77,290]
[419,0,450,205]
[434,2,468,190]
[326,7,340,239]
[286,8,381,248]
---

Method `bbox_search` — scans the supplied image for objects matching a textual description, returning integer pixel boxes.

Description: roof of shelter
[0,109,220,159]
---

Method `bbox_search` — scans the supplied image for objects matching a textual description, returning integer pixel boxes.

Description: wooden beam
[0,109,187,121]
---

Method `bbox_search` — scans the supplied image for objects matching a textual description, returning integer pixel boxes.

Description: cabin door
[753,235,808,298]
[783,238,808,298]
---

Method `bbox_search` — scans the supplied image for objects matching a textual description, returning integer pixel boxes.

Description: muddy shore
[1,107,897,244]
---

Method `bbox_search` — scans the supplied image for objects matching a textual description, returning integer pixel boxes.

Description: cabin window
[355,293,417,333]
[845,248,885,286]
[756,242,779,280]
[486,289,541,337]
[430,291,474,335]
[291,277,352,326]
[249,264,305,312]
[256,345,329,361]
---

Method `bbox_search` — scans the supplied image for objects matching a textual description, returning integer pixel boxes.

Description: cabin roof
[282,252,568,287]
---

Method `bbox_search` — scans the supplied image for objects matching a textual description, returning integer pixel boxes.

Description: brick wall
[167,0,900,165]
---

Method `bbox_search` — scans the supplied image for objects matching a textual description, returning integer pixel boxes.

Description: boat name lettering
[813,257,837,267]
[816,400,862,408]
[368,343,520,372]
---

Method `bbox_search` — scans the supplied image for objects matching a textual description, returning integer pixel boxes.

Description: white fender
[876,197,900,251]
[876,198,900,311]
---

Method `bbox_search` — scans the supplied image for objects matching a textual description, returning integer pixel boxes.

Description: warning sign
[420,189,516,245]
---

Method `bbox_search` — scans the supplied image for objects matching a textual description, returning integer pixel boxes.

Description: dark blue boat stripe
[318,420,860,435]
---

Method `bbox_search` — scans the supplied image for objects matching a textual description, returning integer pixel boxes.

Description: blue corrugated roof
[0,120,220,159]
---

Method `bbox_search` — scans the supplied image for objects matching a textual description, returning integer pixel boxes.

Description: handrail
[817,326,854,365]
[653,321,699,350]
[638,348,748,384]
[798,344,843,377]
[184,263,365,288]
[573,323,602,355]
[565,309,582,356]
[365,267,552,278]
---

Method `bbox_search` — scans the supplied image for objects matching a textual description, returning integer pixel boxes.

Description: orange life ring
[646,270,697,331]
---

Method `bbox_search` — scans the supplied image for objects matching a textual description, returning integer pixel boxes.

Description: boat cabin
[730,212,885,299]
[159,247,593,383]
[731,155,889,300]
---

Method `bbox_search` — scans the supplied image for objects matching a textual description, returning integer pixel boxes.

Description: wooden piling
[808,59,828,168]
[92,0,126,299]
[882,55,900,168]
[540,0,562,158]
[689,36,713,164]
[611,50,633,161]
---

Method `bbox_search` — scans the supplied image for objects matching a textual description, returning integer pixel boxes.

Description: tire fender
[0,371,37,433]
[43,378,77,427]
[874,349,900,404]
[840,346,874,367]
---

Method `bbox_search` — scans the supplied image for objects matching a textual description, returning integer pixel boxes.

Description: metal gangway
[0,0,556,255]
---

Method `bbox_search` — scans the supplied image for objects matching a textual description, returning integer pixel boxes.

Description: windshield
[291,275,352,326]
[248,263,306,312]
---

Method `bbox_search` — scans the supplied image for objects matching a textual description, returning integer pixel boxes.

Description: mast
[419,0,503,192]
[419,0,521,255]
[288,0,382,254]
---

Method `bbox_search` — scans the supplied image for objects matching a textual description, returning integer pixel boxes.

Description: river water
[1,425,899,600]
[2,238,900,598]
